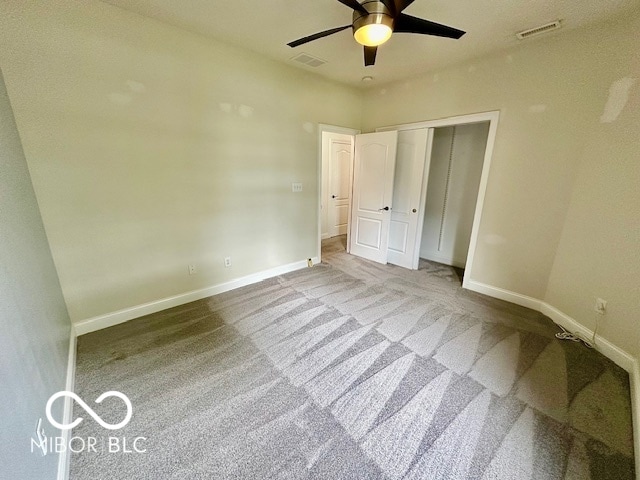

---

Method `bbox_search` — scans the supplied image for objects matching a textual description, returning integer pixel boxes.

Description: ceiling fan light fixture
[287,0,466,67]
[354,23,393,46]
[352,1,394,47]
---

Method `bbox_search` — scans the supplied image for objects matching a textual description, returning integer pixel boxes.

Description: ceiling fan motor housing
[352,1,394,33]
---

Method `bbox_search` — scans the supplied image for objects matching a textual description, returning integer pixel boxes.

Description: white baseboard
[464,279,636,371]
[463,279,543,311]
[464,277,640,478]
[539,302,636,372]
[73,257,319,336]
[321,233,330,240]
[57,327,77,480]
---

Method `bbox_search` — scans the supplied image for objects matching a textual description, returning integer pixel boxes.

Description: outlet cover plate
[595,297,607,314]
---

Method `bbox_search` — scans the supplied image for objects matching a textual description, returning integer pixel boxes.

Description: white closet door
[349,131,398,264]
[387,128,430,270]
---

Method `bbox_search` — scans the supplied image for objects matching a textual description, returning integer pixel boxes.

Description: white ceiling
[100,0,638,87]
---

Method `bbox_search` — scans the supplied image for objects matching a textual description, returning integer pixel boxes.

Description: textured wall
[0,68,71,480]
[0,0,363,322]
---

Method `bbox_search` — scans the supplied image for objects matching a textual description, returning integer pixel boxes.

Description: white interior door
[387,128,431,269]
[327,135,353,238]
[349,131,398,264]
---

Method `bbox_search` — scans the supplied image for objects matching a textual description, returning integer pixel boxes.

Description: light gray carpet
[71,235,634,479]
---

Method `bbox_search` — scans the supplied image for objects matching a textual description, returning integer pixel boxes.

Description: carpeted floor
[71,235,634,479]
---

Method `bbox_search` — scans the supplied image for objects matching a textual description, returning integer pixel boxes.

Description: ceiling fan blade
[379,0,397,15]
[287,25,351,48]
[336,0,368,15]
[364,46,377,66]
[393,0,416,14]
[394,13,466,39]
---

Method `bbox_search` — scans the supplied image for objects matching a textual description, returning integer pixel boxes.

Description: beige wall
[0,0,362,321]
[363,12,639,354]
[545,34,639,356]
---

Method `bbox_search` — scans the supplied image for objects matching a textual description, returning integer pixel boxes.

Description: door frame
[377,110,500,287]
[317,124,360,263]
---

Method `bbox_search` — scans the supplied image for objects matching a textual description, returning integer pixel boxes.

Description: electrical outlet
[188,264,197,275]
[292,183,303,193]
[224,257,232,268]
[595,297,607,315]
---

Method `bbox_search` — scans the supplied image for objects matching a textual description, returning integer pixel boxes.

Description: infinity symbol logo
[46,391,133,430]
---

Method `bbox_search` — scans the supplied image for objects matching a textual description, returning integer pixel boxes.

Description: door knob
[412,208,417,213]
[379,206,390,211]
[331,195,337,198]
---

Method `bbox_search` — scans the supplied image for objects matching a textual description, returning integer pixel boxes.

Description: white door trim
[318,124,360,263]
[376,110,500,284]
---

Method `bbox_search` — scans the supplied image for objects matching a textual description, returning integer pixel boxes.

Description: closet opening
[417,121,490,284]
[372,110,499,287]
[325,111,499,287]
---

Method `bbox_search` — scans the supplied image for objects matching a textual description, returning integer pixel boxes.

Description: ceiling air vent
[516,20,562,40]
[291,53,327,68]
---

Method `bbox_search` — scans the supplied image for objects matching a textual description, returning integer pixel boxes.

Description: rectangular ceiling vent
[516,20,562,40]
[291,53,327,68]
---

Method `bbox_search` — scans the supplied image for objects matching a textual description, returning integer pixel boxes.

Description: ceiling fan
[287,0,465,67]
